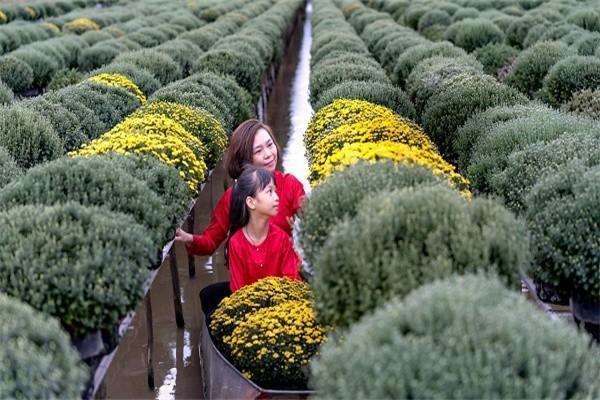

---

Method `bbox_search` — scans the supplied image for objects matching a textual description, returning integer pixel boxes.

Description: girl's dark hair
[224,165,275,264]
[224,119,281,180]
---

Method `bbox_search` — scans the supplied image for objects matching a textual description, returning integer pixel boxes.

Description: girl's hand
[175,228,193,244]
[286,215,295,228]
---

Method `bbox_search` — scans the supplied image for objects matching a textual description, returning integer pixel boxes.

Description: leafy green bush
[47,68,83,91]
[0,202,153,337]
[473,43,519,76]
[80,30,114,46]
[380,34,426,75]
[156,39,202,74]
[22,97,87,152]
[192,48,264,97]
[505,14,547,48]
[0,105,62,169]
[113,49,181,85]
[312,274,600,399]
[402,4,430,29]
[526,162,600,302]
[417,9,451,32]
[405,56,483,117]
[393,41,467,86]
[444,18,504,52]
[312,36,370,67]
[312,185,529,328]
[0,145,21,189]
[44,89,106,141]
[77,40,129,71]
[0,293,87,399]
[467,110,599,194]
[88,61,161,96]
[0,156,173,245]
[299,162,445,267]
[505,41,574,97]
[127,27,168,48]
[567,8,600,32]
[0,55,34,92]
[571,32,600,56]
[310,63,390,107]
[562,89,600,119]
[451,7,479,21]
[454,102,548,171]
[542,55,600,107]
[421,73,527,161]
[491,131,600,214]
[0,80,12,104]
[314,80,416,119]
[10,48,59,88]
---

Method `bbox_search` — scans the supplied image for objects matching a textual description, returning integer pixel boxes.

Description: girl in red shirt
[225,165,301,292]
[175,119,305,255]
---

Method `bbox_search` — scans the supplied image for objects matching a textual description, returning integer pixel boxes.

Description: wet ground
[101,5,310,399]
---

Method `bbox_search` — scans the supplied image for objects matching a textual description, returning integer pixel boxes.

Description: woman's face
[252,128,278,171]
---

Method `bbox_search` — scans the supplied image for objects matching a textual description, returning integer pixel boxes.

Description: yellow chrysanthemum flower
[312,141,470,193]
[0,11,8,24]
[63,18,100,34]
[43,22,61,33]
[87,73,146,104]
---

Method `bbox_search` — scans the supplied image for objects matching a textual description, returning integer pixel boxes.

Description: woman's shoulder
[275,171,304,191]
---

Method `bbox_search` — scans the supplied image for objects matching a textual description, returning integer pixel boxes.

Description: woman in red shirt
[226,165,301,291]
[175,119,305,255]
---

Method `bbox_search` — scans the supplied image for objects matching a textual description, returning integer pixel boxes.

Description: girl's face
[248,180,279,217]
[252,128,278,172]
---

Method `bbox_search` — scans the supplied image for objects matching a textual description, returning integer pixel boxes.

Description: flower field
[0,0,599,398]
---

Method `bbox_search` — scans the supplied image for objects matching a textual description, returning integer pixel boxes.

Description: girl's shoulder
[268,223,292,242]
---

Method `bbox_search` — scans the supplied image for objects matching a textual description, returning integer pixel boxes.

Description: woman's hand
[175,228,194,244]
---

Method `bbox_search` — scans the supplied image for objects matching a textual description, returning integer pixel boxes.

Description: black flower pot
[570,294,600,343]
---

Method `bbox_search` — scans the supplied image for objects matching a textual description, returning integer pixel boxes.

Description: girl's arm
[186,189,231,256]
[228,243,247,292]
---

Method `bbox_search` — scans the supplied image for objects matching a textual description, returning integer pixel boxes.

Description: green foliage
[11,48,59,88]
[0,293,87,399]
[0,156,173,245]
[0,202,153,337]
[567,8,600,32]
[0,55,34,92]
[44,89,106,141]
[113,49,181,85]
[47,68,83,91]
[0,145,21,189]
[505,41,574,97]
[467,110,599,194]
[526,162,600,301]
[0,79,12,104]
[491,130,600,214]
[312,185,530,328]
[444,18,504,52]
[314,80,416,120]
[571,32,600,56]
[505,14,547,48]
[299,161,445,267]
[77,39,129,71]
[417,9,451,32]
[393,41,467,86]
[473,43,519,76]
[421,73,527,161]
[543,55,600,107]
[156,39,202,74]
[312,274,600,399]
[0,105,62,169]
[562,89,600,119]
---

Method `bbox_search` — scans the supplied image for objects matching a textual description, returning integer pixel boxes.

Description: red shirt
[228,223,301,292]
[187,171,305,256]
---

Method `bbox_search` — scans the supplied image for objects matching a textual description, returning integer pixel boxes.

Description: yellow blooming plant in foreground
[308,115,437,176]
[0,11,8,24]
[71,131,206,193]
[209,277,327,389]
[130,101,228,167]
[87,73,146,104]
[43,22,61,33]
[313,141,470,193]
[304,98,399,156]
[63,18,100,34]
[110,115,208,162]
[227,300,327,389]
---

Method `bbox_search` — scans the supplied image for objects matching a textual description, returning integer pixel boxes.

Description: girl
[175,119,305,255]
[225,165,301,292]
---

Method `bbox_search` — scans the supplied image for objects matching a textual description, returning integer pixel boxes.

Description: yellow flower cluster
[305,98,470,193]
[63,18,100,34]
[71,131,206,192]
[209,277,326,389]
[305,99,398,156]
[43,22,61,33]
[308,116,436,182]
[210,277,312,340]
[316,141,470,192]
[0,11,7,24]
[87,73,146,104]
[24,6,36,18]
[130,101,228,167]
[226,300,327,389]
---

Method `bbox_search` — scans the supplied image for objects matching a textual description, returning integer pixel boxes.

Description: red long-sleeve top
[187,171,305,256]
[228,223,301,292]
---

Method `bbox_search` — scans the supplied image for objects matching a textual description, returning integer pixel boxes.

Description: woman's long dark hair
[224,165,275,265]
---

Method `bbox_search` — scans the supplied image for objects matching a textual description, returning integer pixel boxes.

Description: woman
[175,119,305,315]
